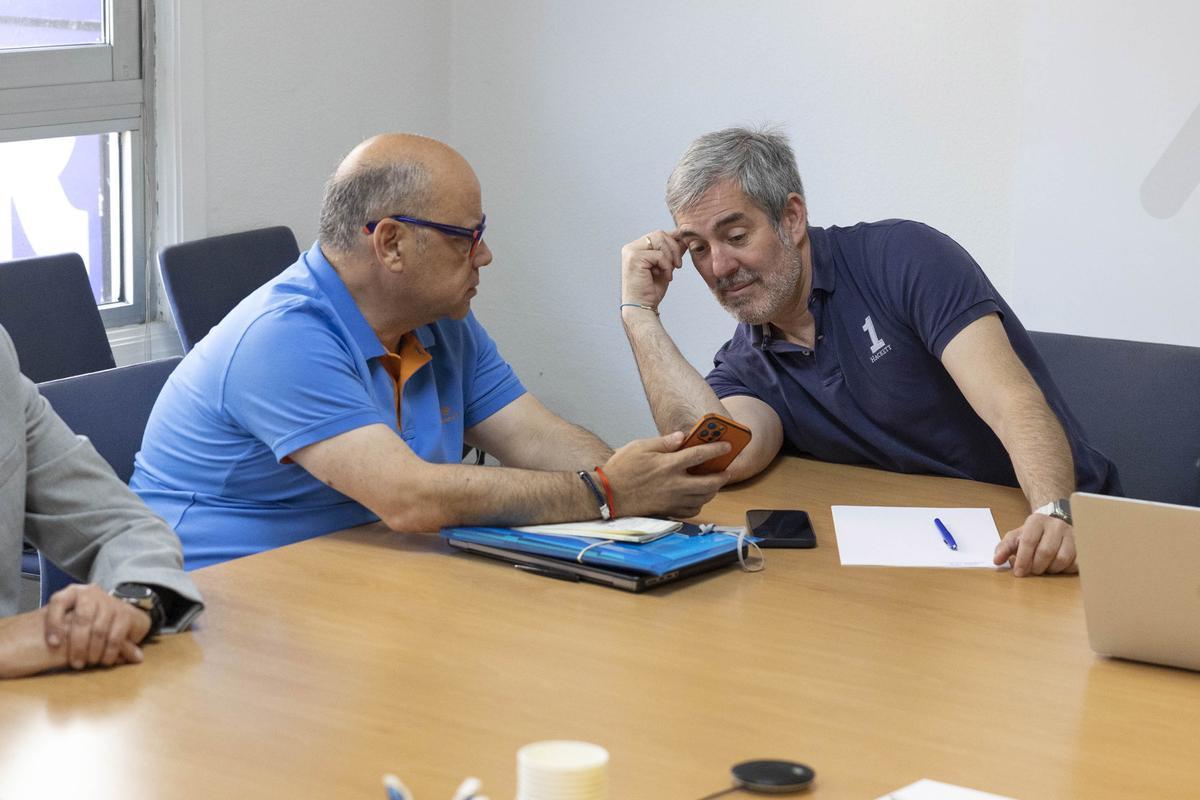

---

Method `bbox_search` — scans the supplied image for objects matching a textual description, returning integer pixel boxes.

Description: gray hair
[317,161,433,252]
[666,126,805,228]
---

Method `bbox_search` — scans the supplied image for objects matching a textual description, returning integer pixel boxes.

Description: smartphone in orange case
[681,413,752,474]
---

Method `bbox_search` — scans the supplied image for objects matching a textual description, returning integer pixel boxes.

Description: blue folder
[441,523,744,576]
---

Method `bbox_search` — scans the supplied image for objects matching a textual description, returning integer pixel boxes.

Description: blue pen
[383,774,412,800]
[934,517,958,551]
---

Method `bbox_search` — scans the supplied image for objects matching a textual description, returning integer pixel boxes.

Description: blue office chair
[1030,331,1200,506]
[35,357,183,604]
[0,252,116,382]
[19,549,41,584]
[2,253,119,587]
[159,226,300,351]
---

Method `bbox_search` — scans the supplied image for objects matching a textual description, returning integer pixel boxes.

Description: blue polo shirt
[706,220,1120,492]
[131,244,526,569]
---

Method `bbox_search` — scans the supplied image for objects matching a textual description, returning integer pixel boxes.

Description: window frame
[0,0,151,327]
[0,1,139,88]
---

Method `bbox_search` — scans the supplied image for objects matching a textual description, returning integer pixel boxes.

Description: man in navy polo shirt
[132,133,729,569]
[620,127,1119,577]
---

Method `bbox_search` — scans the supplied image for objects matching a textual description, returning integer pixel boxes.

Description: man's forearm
[0,609,67,679]
[997,392,1076,509]
[466,394,614,471]
[512,419,613,472]
[381,462,601,532]
[940,316,1077,512]
[548,422,613,469]
[622,308,726,433]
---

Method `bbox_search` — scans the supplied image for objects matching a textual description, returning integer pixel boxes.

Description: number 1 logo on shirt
[862,315,893,363]
[862,315,887,354]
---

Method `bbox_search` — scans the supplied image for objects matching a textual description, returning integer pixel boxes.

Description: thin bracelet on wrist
[619,302,659,315]
[593,466,618,519]
[577,470,611,520]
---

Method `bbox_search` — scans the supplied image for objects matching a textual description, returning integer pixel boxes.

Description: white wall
[1010,3,1200,344]
[175,1,1200,448]
[192,0,452,244]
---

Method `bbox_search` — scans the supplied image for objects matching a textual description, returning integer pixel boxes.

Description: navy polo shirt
[706,220,1119,492]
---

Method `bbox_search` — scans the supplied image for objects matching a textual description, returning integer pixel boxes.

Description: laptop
[444,537,740,592]
[1072,492,1200,671]
[442,524,746,592]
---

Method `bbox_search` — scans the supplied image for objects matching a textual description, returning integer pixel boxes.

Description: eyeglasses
[363,214,487,259]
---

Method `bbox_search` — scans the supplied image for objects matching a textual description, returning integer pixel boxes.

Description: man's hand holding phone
[599,431,731,519]
[680,413,752,474]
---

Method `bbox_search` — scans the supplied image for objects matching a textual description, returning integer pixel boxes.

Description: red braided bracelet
[593,466,618,519]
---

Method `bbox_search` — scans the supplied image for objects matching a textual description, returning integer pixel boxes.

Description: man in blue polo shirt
[620,126,1119,577]
[132,133,729,569]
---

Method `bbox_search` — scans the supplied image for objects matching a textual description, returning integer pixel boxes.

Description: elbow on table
[724,441,777,485]
[375,481,459,533]
[361,461,465,533]
[379,503,450,534]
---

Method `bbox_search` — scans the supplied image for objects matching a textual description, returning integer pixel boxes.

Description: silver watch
[1034,498,1073,526]
[111,583,164,641]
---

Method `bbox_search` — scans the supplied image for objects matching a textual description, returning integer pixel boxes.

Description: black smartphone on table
[745,509,817,548]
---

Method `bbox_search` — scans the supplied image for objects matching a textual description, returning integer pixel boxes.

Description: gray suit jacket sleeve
[0,327,203,631]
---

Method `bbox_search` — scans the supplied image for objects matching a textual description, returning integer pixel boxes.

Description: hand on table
[993,513,1077,577]
[44,583,150,669]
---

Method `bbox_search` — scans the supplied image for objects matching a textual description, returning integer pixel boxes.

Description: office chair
[0,253,116,382]
[159,226,300,351]
[2,253,118,589]
[1030,331,1200,506]
[35,357,183,603]
[19,549,40,584]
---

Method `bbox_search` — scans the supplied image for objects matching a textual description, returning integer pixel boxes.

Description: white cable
[575,539,613,563]
[708,525,765,572]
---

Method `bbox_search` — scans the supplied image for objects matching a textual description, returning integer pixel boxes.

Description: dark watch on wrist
[1034,498,1073,526]
[111,583,165,641]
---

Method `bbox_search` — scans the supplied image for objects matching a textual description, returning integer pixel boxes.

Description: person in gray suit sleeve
[0,325,203,678]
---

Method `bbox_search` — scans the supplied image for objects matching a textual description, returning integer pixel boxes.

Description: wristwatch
[1033,498,1073,526]
[111,583,165,642]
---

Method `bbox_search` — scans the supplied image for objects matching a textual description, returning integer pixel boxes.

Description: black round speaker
[730,759,816,793]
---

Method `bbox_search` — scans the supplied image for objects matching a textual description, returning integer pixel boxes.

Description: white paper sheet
[832,506,1005,568]
[876,778,1017,800]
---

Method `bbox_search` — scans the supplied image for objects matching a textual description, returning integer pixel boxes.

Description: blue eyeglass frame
[362,214,487,258]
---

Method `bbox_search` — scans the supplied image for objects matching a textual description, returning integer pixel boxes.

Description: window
[0,2,104,50]
[0,0,149,326]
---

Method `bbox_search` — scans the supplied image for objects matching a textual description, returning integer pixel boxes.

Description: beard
[713,247,804,325]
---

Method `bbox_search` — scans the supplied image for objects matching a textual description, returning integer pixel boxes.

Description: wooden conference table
[2,457,1198,799]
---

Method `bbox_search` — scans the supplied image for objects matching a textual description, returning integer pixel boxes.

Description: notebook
[441,524,746,592]
[513,516,681,544]
[1072,492,1200,671]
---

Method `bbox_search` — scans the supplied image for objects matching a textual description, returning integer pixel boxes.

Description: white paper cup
[517,740,609,800]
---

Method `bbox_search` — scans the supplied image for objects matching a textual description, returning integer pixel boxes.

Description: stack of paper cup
[516,740,609,800]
